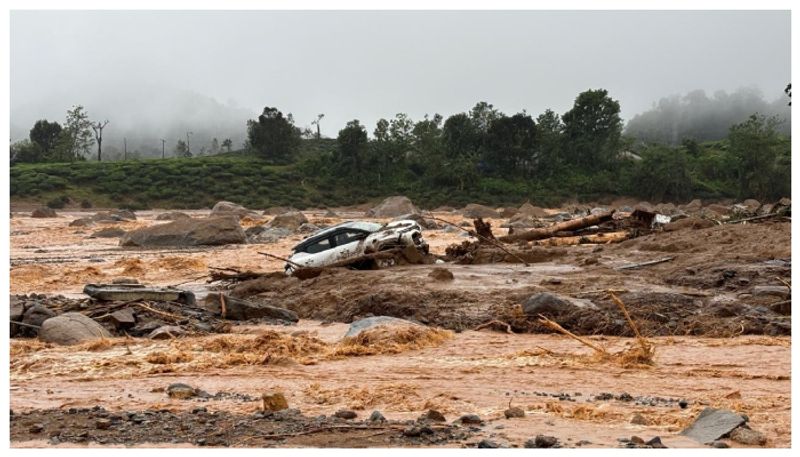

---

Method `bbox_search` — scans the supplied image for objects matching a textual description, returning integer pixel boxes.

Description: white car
[285,220,429,273]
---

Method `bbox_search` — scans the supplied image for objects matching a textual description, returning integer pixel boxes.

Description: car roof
[292,220,383,251]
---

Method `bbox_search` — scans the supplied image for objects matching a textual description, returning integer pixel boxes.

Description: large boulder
[90,227,126,238]
[462,204,500,219]
[10,297,24,337]
[517,202,548,218]
[203,293,299,322]
[210,201,254,218]
[155,211,191,221]
[246,226,292,243]
[31,207,57,218]
[266,211,308,231]
[120,216,246,247]
[22,304,56,330]
[522,292,597,318]
[681,408,748,444]
[69,217,96,227]
[264,206,296,216]
[38,312,111,345]
[345,316,422,338]
[367,196,419,217]
[92,210,136,222]
[683,199,703,213]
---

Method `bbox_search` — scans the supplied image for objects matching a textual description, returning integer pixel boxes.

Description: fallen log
[532,231,629,246]
[498,210,616,243]
[615,256,675,270]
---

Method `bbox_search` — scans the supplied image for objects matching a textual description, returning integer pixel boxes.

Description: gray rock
[22,304,56,329]
[210,201,254,218]
[10,297,24,337]
[729,426,767,446]
[477,440,500,448]
[525,435,558,448]
[156,211,191,221]
[69,217,96,227]
[711,440,729,448]
[108,308,136,329]
[518,202,548,218]
[31,207,57,218]
[90,227,126,238]
[420,409,446,422]
[368,411,386,422]
[345,316,421,338]
[203,293,299,322]
[462,204,500,219]
[38,312,111,345]
[167,383,197,399]
[334,410,357,420]
[456,414,483,425]
[752,285,790,299]
[267,211,309,231]
[120,216,246,247]
[296,222,320,234]
[148,325,185,340]
[522,292,597,317]
[443,225,461,234]
[246,226,292,243]
[645,436,666,448]
[680,407,747,444]
[367,196,419,217]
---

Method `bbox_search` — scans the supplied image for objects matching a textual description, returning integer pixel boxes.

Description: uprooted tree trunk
[498,210,616,243]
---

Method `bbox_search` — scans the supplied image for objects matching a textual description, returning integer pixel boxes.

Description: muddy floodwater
[9,208,792,448]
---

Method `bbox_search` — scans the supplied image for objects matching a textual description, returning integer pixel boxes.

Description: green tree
[728,114,783,199]
[175,139,189,157]
[221,138,233,152]
[29,120,62,158]
[334,120,369,181]
[442,112,480,159]
[469,101,501,133]
[482,112,537,177]
[246,106,301,163]
[535,109,565,178]
[633,145,693,201]
[562,89,622,170]
[61,105,94,161]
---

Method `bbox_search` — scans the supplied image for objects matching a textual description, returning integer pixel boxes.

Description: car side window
[305,237,332,254]
[333,230,366,247]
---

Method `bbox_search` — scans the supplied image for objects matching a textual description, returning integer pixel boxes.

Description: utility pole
[123,138,127,160]
[161,139,166,159]
[91,120,109,162]
[186,131,193,156]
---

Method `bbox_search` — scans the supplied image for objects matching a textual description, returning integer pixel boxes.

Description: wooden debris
[499,210,616,243]
[615,256,675,270]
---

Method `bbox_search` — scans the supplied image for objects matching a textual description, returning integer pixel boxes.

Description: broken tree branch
[473,319,513,334]
[537,314,609,355]
[428,215,530,266]
[498,210,616,243]
[615,256,675,270]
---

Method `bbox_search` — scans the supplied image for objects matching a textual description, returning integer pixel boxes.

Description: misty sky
[10,10,791,152]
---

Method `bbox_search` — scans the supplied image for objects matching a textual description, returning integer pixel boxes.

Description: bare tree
[311,114,325,140]
[91,120,109,161]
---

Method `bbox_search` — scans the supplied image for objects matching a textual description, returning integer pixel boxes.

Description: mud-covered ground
[8,207,792,447]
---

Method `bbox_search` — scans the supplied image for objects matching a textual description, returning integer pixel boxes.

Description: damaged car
[284,219,429,273]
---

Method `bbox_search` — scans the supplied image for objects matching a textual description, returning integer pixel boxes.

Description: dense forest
[9,88,791,210]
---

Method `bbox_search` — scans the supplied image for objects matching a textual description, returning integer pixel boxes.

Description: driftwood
[498,210,616,243]
[430,216,530,266]
[725,212,788,224]
[208,266,268,282]
[532,231,629,247]
[615,256,675,270]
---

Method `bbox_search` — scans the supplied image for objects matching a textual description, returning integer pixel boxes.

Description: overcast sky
[10,10,791,149]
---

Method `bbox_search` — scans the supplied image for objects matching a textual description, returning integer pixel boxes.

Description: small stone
[631,413,648,425]
[428,267,454,281]
[261,392,289,412]
[645,436,667,448]
[630,436,645,445]
[533,435,559,448]
[504,406,525,419]
[167,383,197,399]
[403,425,433,437]
[421,409,447,422]
[679,400,688,409]
[95,418,112,430]
[29,423,44,434]
[730,426,767,446]
[711,440,730,448]
[477,439,499,448]
[457,414,482,425]
[334,409,357,420]
[368,411,386,422]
